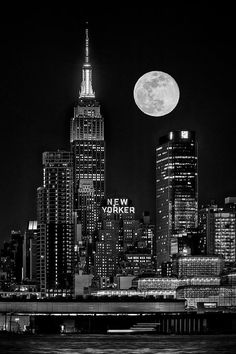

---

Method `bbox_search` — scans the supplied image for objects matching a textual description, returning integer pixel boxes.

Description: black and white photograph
[0,3,236,353]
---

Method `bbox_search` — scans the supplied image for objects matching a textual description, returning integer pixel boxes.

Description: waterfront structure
[133,276,221,291]
[199,201,236,265]
[176,285,236,308]
[0,299,186,315]
[92,289,176,298]
[156,130,198,266]
[133,277,220,292]
[173,255,224,278]
[37,151,74,296]
[70,28,105,273]
[22,221,37,282]
[114,275,136,290]
[137,277,179,291]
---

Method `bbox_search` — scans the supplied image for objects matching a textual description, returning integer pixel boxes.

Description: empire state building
[70,28,105,271]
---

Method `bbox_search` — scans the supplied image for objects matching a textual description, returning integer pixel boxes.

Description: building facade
[94,198,156,281]
[23,221,37,282]
[37,151,74,296]
[173,255,224,278]
[70,28,105,273]
[199,202,236,265]
[156,130,198,266]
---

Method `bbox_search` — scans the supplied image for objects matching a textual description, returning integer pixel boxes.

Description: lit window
[181,131,189,139]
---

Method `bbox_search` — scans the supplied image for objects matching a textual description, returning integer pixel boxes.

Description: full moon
[133,71,180,117]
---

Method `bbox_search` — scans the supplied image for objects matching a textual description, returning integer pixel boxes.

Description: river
[0,334,236,353]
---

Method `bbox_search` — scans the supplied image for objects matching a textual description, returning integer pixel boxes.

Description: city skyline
[1,6,236,244]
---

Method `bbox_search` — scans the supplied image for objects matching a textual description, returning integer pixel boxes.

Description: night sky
[0,4,236,245]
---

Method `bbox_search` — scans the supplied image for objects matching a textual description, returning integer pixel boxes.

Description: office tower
[199,204,217,256]
[95,217,120,278]
[22,220,37,282]
[70,28,105,271]
[37,151,74,296]
[141,211,155,256]
[156,130,198,266]
[199,201,236,266]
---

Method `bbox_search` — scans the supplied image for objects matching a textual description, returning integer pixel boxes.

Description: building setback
[156,130,198,266]
[70,28,105,273]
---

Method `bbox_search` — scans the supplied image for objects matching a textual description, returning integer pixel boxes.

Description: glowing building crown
[79,27,95,99]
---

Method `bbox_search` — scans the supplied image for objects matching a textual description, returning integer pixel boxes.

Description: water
[0,334,236,353]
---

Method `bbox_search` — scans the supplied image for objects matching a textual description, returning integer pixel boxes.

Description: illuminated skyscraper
[156,130,198,266]
[37,151,74,296]
[199,201,236,266]
[23,220,37,282]
[70,28,105,272]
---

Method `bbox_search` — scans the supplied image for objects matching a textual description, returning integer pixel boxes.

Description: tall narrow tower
[37,151,74,296]
[156,130,198,266]
[70,28,105,273]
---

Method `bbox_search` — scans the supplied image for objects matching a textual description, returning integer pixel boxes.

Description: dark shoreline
[1,332,236,337]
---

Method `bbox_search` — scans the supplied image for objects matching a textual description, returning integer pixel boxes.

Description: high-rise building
[94,197,135,279]
[199,201,236,266]
[95,217,120,279]
[22,220,37,282]
[156,130,198,266]
[70,28,105,272]
[37,151,74,296]
[0,230,23,287]
[94,198,156,280]
[141,212,155,257]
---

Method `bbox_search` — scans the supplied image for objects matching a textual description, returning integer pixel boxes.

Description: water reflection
[0,334,236,354]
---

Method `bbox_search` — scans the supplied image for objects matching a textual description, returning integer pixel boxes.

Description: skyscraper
[22,220,37,282]
[37,151,74,296]
[156,130,198,266]
[199,201,236,266]
[70,28,105,272]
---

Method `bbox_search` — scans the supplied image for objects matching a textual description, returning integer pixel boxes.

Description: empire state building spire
[79,26,95,98]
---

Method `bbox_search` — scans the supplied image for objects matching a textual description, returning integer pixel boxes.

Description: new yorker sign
[101,198,135,214]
